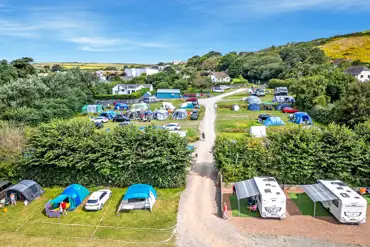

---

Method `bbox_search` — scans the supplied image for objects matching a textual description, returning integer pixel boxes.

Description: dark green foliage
[156,81,171,89]
[214,125,370,186]
[18,120,191,187]
[268,78,296,89]
[0,60,18,85]
[10,57,36,78]
[308,105,333,125]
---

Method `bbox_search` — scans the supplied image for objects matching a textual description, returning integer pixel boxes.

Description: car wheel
[100,204,104,210]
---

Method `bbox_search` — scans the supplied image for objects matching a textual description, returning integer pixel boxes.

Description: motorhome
[254,177,286,219]
[318,180,367,224]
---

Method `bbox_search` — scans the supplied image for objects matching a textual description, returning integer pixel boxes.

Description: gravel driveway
[176,89,361,247]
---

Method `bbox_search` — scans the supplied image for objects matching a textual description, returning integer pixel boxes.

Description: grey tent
[5,180,44,204]
[172,109,187,120]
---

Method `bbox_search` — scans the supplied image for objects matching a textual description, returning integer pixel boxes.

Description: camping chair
[248,204,257,212]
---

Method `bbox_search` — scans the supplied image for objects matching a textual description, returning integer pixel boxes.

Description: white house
[124,68,159,78]
[112,84,153,95]
[344,66,370,82]
[209,72,231,83]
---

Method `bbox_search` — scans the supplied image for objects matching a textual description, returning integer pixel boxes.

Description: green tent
[81,104,104,114]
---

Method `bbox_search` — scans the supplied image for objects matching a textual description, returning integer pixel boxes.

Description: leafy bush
[214,125,370,186]
[308,105,333,125]
[95,88,149,100]
[17,119,192,188]
[268,78,295,89]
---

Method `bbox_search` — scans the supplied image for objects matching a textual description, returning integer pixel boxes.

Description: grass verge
[229,196,260,217]
[288,192,330,216]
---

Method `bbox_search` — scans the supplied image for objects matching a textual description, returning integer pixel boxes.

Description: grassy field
[288,193,330,217]
[33,63,151,70]
[0,187,180,246]
[229,196,260,217]
[320,34,370,62]
[364,195,370,205]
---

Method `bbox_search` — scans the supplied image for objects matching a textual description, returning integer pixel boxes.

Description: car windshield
[87,199,98,204]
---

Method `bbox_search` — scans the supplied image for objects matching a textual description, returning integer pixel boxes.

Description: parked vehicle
[91,117,109,123]
[282,107,299,113]
[186,98,198,102]
[212,87,224,93]
[0,181,12,199]
[252,88,266,97]
[220,85,230,90]
[163,123,181,130]
[85,189,112,211]
[274,87,288,96]
[318,180,367,224]
[113,114,130,122]
[190,110,199,120]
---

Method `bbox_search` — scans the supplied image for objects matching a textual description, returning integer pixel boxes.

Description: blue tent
[181,102,194,109]
[263,117,285,126]
[291,112,312,125]
[49,184,90,211]
[100,111,116,119]
[114,103,129,110]
[248,103,260,111]
[123,184,157,201]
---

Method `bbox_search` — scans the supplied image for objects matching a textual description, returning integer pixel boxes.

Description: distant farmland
[33,62,152,70]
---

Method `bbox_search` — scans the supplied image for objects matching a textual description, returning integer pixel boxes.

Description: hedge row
[214,124,370,186]
[17,119,191,187]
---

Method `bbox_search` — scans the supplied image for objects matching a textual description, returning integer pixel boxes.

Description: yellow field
[320,35,370,62]
[33,63,151,70]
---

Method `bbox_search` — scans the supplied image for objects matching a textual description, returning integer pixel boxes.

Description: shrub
[17,119,192,187]
[268,78,295,89]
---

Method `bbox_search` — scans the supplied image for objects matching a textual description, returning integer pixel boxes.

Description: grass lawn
[229,196,260,217]
[288,192,330,217]
[0,187,180,246]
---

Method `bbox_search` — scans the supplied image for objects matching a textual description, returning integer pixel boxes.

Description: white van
[254,177,286,219]
[319,180,367,224]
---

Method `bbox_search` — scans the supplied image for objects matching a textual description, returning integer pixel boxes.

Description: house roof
[114,84,152,89]
[157,89,181,94]
[211,72,229,79]
[344,66,370,75]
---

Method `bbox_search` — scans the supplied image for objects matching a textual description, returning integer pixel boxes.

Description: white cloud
[67,37,122,47]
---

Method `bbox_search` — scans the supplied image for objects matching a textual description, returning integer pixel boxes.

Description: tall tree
[11,57,36,78]
[0,60,18,85]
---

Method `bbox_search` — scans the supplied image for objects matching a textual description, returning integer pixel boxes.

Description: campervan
[254,177,286,219]
[274,87,288,96]
[318,180,367,224]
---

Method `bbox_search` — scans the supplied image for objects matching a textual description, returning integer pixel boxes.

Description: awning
[235,178,260,200]
[301,184,338,202]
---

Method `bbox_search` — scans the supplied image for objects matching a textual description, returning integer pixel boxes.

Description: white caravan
[318,180,367,224]
[254,177,286,219]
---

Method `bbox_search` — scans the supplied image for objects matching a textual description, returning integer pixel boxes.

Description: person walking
[201,132,205,140]
[232,185,236,196]
[10,193,16,206]
[223,202,228,219]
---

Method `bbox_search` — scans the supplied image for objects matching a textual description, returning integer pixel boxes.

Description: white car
[85,189,112,211]
[212,87,224,93]
[91,117,109,123]
[220,85,230,90]
[163,123,181,130]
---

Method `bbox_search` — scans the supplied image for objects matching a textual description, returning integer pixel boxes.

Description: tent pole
[238,199,240,216]
[314,202,316,217]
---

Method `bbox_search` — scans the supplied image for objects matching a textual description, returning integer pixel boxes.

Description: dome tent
[46,184,90,217]
[114,103,129,110]
[5,180,44,204]
[263,117,285,126]
[180,102,194,109]
[291,112,312,125]
[248,104,260,111]
[172,109,187,120]
[246,96,262,105]
[153,110,169,120]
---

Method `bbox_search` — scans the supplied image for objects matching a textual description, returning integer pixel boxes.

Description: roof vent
[265,184,271,187]
[337,187,344,190]
[346,190,351,193]
[331,182,346,186]
[267,178,276,182]
[355,196,360,199]
[340,193,350,198]
[264,189,272,193]
[276,192,281,195]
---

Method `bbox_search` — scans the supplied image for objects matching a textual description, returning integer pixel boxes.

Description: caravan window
[332,200,339,208]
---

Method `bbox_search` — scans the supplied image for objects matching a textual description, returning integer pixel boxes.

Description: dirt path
[176,89,251,247]
[176,90,360,247]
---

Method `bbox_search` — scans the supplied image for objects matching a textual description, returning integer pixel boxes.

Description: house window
[360,75,364,78]
[368,75,370,79]
[332,200,339,208]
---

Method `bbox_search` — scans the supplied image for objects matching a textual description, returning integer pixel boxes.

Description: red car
[282,107,299,113]
[186,97,198,102]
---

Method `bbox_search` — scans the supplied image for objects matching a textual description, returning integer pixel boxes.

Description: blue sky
[1,0,369,63]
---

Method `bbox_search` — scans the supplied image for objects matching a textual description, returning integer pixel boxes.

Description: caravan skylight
[340,193,350,198]
[264,189,272,193]
[331,182,346,186]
